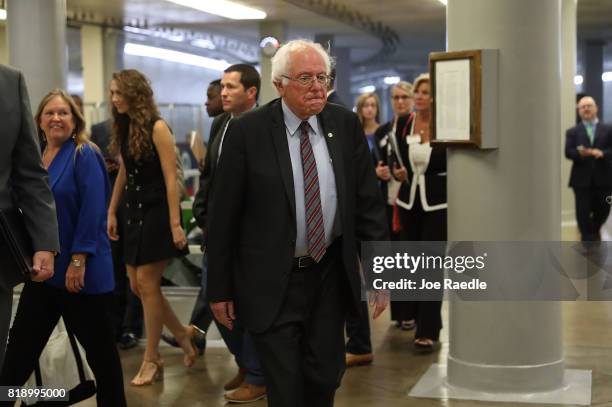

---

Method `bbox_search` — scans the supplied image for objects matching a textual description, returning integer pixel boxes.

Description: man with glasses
[207,39,389,407]
[565,96,612,242]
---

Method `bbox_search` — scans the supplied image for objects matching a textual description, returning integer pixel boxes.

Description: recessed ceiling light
[166,0,266,20]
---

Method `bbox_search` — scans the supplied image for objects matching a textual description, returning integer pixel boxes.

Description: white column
[0,25,8,65]
[561,0,577,226]
[446,0,563,392]
[81,25,105,105]
[7,0,67,108]
[259,21,286,104]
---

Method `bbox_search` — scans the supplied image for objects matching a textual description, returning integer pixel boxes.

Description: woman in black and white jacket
[391,74,447,352]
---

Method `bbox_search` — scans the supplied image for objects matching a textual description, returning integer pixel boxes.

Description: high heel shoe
[131,357,164,386]
[183,324,206,368]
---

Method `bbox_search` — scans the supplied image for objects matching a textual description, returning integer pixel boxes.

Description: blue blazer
[45,141,114,294]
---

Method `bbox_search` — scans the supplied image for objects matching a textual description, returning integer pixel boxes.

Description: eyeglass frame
[281,73,332,87]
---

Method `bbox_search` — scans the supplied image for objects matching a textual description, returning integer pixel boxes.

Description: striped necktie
[299,121,326,262]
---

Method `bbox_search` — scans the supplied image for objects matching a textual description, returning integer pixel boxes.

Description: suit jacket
[387,113,447,211]
[90,119,112,159]
[207,98,388,333]
[193,112,231,231]
[46,141,114,294]
[565,121,612,188]
[326,90,346,107]
[0,65,59,288]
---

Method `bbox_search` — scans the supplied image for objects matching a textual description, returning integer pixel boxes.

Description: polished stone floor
[70,300,612,407]
[66,224,612,406]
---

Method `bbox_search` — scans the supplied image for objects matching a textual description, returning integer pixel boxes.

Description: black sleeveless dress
[119,116,188,266]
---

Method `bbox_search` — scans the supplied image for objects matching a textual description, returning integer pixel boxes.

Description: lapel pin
[327,132,333,138]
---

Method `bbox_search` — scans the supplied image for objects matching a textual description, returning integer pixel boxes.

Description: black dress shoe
[119,332,139,350]
[161,332,206,355]
[161,333,180,348]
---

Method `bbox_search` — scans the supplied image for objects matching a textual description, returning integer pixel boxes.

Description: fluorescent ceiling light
[124,43,230,71]
[359,85,376,93]
[191,39,216,50]
[384,76,401,85]
[438,0,448,5]
[574,75,583,85]
[166,0,266,20]
[0,9,6,20]
[602,72,612,82]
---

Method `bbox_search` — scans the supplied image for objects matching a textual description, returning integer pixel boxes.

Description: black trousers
[399,197,446,341]
[386,204,415,322]
[251,242,348,407]
[573,186,611,241]
[111,204,143,338]
[345,299,371,355]
[0,282,127,407]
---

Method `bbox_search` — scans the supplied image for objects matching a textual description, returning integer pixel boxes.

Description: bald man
[565,96,612,241]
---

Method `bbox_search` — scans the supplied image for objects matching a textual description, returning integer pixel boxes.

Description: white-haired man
[207,39,389,406]
[565,96,612,242]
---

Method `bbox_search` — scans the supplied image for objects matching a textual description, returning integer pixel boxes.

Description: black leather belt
[292,255,316,269]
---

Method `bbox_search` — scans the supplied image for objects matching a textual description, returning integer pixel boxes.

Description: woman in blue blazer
[0,90,126,406]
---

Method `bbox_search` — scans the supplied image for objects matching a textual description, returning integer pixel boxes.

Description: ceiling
[64,0,612,78]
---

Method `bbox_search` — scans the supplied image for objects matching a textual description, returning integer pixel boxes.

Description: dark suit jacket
[192,112,231,231]
[207,98,388,333]
[90,119,112,159]
[565,121,612,188]
[326,90,346,107]
[0,65,59,289]
[387,113,447,209]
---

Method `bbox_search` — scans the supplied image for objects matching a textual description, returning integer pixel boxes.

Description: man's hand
[375,161,391,181]
[592,148,604,159]
[31,251,55,282]
[210,301,236,330]
[369,290,390,320]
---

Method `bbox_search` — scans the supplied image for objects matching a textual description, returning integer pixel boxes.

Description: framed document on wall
[430,49,498,149]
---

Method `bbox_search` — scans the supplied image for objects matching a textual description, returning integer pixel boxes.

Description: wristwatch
[71,258,83,268]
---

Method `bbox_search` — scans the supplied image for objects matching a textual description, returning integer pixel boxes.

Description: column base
[409,364,591,406]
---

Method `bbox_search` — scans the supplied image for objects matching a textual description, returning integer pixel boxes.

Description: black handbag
[0,208,33,290]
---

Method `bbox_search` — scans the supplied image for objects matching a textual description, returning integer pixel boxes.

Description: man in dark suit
[193,64,266,403]
[0,65,60,368]
[326,67,345,106]
[207,40,389,407]
[91,119,144,350]
[565,96,612,242]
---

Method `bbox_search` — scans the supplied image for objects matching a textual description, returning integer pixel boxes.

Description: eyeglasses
[282,74,332,87]
[392,95,412,101]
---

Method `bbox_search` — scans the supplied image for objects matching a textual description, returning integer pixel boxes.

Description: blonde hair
[109,69,161,161]
[35,89,91,152]
[413,74,430,94]
[391,81,413,97]
[355,92,381,125]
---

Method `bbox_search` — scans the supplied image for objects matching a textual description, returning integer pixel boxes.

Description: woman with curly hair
[106,69,203,386]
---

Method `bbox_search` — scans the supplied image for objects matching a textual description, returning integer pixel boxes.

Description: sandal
[131,357,164,386]
[413,338,440,354]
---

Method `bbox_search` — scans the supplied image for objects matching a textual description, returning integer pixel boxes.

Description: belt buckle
[298,256,310,268]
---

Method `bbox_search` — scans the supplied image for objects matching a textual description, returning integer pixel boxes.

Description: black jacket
[207,99,388,333]
[565,121,612,188]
